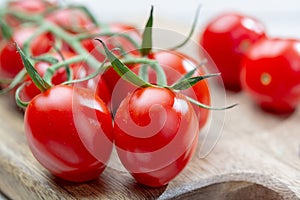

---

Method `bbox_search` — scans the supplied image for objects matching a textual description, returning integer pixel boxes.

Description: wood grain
[0,91,299,200]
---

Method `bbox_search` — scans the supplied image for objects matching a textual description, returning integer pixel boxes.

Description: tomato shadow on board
[50,167,167,198]
[127,181,168,196]
[50,174,108,197]
[251,100,296,119]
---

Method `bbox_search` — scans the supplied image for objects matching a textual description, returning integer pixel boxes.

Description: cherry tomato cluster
[0,1,229,188]
[200,12,300,114]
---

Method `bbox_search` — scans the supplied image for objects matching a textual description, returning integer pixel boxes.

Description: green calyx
[141,6,153,56]
[17,44,52,92]
[13,45,53,109]
[96,39,152,88]
[170,73,220,90]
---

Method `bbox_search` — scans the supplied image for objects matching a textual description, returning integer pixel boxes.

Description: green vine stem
[75,31,140,49]
[169,4,201,50]
[0,4,170,93]
[31,54,59,64]
[0,3,238,112]
[15,82,30,109]
[43,21,101,70]
[0,6,142,85]
[0,69,27,95]
[22,23,50,57]
[139,64,149,82]
[97,39,152,88]
[52,45,73,83]
[44,55,86,83]
[67,5,100,27]
[62,58,108,85]
[137,62,167,86]
[3,9,43,22]
[186,96,238,110]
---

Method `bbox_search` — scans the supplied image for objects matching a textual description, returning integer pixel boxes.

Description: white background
[67,0,300,39]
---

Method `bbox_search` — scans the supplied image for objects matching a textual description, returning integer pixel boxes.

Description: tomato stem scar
[261,72,272,85]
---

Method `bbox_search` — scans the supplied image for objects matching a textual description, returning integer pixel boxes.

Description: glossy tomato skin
[153,51,211,128]
[241,38,300,114]
[24,85,113,182]
[200,12,266,91]
[95,76,112,109]
[114,87,199,187]
[0,26,54,79]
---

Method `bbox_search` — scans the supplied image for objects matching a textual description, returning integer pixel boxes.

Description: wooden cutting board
[0,90,300,200]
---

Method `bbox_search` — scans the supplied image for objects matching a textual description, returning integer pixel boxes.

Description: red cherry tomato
[20,51,82,102]
[0,26,54,79]
[46,8,95,33]
[240,38,300,114]
[6,0,58,27]
[24,85,113,182]
[114,86,199,187]
[8,0,57,13]
[200,12,266,91]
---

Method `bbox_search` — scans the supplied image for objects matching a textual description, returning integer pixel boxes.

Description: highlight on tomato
[199,12,266,91]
